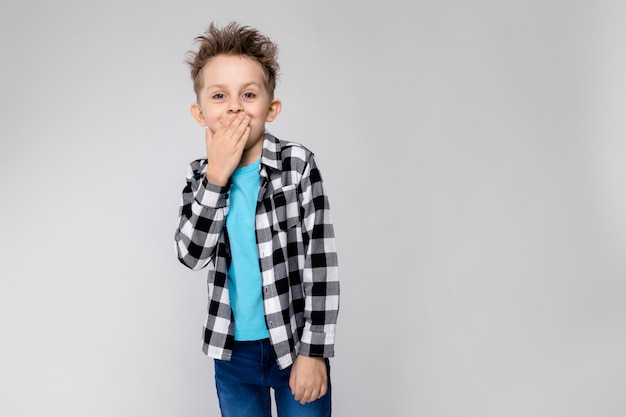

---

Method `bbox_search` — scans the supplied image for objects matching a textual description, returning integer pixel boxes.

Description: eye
[212,93,225,100]
[243,92,256,99]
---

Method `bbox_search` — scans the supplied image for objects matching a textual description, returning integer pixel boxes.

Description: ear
[265,99,282,123]
[190,102,207,127]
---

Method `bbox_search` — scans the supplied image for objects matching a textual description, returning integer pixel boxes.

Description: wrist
[296,355,325,363]
[205,167,229,186]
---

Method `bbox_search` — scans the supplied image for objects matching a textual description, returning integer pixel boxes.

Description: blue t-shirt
[226,158,269,340]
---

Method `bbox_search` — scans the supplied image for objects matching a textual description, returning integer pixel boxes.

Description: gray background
[1,0,625,416]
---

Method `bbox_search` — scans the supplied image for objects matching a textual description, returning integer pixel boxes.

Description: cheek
[204,111,223,127]
[250,110,271,124]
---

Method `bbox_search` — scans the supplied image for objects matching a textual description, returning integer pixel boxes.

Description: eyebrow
[205,82,263,91]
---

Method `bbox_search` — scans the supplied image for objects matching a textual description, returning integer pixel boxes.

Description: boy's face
[190,54,281,159]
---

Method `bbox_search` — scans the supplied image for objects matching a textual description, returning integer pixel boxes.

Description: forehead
[201,54,267,88]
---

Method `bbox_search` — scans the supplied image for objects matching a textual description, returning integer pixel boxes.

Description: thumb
[204,127,214,144]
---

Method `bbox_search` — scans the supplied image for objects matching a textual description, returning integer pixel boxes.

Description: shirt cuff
[195,176,230,208]
[298,329,335,358]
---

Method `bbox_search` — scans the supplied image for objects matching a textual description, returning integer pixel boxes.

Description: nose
[227,98,243,114]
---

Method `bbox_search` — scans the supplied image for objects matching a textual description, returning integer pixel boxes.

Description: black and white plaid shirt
[175,133,339,369]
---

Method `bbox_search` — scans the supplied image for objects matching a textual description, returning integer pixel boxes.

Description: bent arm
[174,160,230,271]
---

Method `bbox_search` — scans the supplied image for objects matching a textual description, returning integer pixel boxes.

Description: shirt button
[269,321,273,328]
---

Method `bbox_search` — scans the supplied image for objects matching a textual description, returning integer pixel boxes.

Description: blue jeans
[214,339,332,417]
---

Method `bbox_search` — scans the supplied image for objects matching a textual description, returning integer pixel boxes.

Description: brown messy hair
[186,21,280,100]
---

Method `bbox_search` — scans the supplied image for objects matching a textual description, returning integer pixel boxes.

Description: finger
[213,113,239,137]
[293,386,304,402]
[235,126,250,149]
[318,383,327,399]
[204,127,213,143]
[215,115,247,145]
[229,114,250,142]
[298,385,312,403]
[306,389,319,404]
[204,128,214,158]
[298,389,309,405]
[224,112,246,128]
[302,386,319,404]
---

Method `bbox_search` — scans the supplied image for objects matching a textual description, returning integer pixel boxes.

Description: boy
[174,22,339,417]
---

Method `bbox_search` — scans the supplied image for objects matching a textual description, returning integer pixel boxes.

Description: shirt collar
[260,132,282,172]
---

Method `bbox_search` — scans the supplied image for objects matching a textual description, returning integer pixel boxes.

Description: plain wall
[1,0,625,416]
